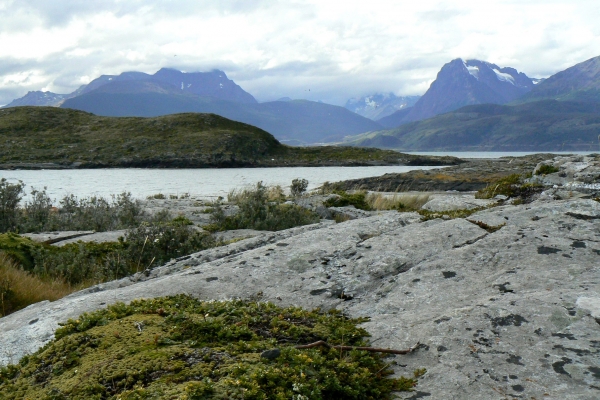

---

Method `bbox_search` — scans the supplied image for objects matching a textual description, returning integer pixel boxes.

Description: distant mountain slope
[4,68,257,108]
[0,107,442,168]
[61,86,383,144]
[3,91,71,107]
[399,59,534,124]
[345,100,600,151]
[344,93,419,120]
[517,55,600,104]
[376,107,413,128]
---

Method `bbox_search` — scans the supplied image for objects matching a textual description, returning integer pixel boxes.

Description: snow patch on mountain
[466,64,480,79]
[493,69,515,85]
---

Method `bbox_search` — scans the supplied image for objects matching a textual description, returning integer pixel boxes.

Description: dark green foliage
[0,179,24,233]
[324,191,371,211]
[0,295,421,399]
[0,181,145,234]
[209,182,319,231]
[475,174,544,201]
[0,217,216,287]
[290,178,308,197]
[123,213,215,272]
[534,164,560,175]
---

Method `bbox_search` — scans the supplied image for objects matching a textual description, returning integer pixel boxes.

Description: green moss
[0,295,421,399]
[417,207,485,221]
[324,191,371,211]
[534,164,560,175]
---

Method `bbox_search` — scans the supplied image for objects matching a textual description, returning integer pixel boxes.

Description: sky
[0,0,599,106]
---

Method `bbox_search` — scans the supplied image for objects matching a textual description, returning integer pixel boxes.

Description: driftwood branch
[295,340,420,355]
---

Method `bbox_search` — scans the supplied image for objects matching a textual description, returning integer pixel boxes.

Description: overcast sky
[1,0,599,106]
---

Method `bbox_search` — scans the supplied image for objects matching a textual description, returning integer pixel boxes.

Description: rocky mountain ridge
[387,59,535,127]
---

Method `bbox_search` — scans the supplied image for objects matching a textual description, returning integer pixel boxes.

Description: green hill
[344,100,600,151]
[0,107,457,168]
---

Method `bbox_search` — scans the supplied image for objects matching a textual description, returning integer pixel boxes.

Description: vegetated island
[0,107,461,169]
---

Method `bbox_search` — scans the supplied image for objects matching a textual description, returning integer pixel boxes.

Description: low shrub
[0,180,146,234]
[210,182,319,231]
[534,164,560,175]
[290,178,309,197]
[475,174,543,201]
[366,193,431,211]
[324,190,371,211]
[0,216,217,315]
[0,252,74,317]
[0,295,422,398]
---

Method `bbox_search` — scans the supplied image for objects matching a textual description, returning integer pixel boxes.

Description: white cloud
[0,0,599,105]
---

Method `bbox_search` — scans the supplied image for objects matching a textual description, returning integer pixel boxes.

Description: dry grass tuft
[0,252,75,317]
[366,192,431,211]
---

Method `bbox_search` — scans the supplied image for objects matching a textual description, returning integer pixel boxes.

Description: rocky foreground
[2,155,600,399]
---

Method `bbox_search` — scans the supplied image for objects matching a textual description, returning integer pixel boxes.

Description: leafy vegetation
[0,295,422,399]
[0,107,452,168]
[290,178,308,197]
[0,179,145,234]
[0,215,216,317]
[534,164,560,175]
[208,182,319,232]
[0,251,75,317]
[323,191,371,211]
[475,174,543,200]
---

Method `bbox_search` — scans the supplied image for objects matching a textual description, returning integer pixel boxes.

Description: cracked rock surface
[1,199,599,399]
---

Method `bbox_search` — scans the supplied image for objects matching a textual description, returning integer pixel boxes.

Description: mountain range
[5,68,382,145]
[3,55,600,149]
[344,55,600,151]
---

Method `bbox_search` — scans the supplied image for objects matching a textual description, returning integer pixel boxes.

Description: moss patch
[0,295,420,399]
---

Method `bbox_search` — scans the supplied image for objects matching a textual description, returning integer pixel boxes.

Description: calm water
[0,166,442,200]
[2,151,596,200]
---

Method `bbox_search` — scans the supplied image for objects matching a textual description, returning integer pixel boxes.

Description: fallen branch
[295,340,420,355]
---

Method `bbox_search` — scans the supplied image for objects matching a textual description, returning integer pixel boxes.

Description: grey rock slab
[54,230,128,246]
[421,194,495,211]
[1,200,599,399]
[22,231,95,244]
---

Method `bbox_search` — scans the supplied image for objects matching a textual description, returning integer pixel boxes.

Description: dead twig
[295,340,420,355]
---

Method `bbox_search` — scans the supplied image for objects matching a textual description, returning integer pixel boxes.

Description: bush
[290,178,308,197]
[0,179,24,233]
[0,251,74,317]
[0,181,146,234]
[475,174,544,201]
[324,190,371,211]
[0,295,422,398]
[210,182,319,231]
[535,164,560,175]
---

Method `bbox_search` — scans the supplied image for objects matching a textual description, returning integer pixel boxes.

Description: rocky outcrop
[2,193,599,398]
[530,154,600,197]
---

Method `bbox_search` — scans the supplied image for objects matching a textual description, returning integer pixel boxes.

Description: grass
[475,174,544,200]
[366,192,431,211]
[0,295,422,399]
[0,252,76,317]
